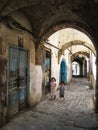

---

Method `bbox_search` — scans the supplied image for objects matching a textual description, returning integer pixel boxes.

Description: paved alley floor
[1,77,98,130]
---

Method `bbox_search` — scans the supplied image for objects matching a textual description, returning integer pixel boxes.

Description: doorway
[60,59,67,83]
[42,47,51,95]
[8,46,29,117]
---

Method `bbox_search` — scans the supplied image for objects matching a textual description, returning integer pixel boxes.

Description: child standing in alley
[59,81,65,100]
[50,77,56,100]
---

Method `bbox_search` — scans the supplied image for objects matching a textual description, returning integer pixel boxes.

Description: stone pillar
[87,59,90,79]
[35,45,43,65]
[0,36,7,126]
[95,56,98,113]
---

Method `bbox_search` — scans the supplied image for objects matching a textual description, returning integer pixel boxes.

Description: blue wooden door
[45,53,51,94]
[60,60,67,83]
[8,46,28,117]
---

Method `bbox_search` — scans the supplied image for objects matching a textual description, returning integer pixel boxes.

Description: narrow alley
[1,78,98,130]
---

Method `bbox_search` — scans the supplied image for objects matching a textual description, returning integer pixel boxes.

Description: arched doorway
[60,59,67,83]
[72,61,80,76]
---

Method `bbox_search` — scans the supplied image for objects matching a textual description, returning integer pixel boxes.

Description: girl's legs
[51,87,55,99]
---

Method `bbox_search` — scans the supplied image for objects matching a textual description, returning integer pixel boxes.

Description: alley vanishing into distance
[1,78,98,130]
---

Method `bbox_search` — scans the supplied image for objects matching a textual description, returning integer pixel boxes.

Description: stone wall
[0,11,43,127]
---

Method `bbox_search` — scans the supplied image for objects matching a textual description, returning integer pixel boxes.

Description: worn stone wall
[0,11,43,127]
[0,26,8,126]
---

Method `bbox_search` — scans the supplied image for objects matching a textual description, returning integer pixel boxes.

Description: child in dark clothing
[59,81,65,99]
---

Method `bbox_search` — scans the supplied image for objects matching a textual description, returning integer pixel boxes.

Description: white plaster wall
[89,51,96,88]
[57,28,94,47]
[29,64,43,106]
[49,32,59,46]
[90,52,96,88]
[71,45,90,54]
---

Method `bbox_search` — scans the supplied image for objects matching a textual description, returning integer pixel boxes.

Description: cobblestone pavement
[1,77,98,130]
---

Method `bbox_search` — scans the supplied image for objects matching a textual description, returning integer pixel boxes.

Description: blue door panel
[8,47,19,116]
[45,56,51,93]
[19,50,27,110]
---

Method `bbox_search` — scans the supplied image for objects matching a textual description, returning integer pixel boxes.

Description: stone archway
[71,51,90,60]
[61,40,96,55]
[58,40,96,63]
[38,24,97,113]
[72,50,91,77]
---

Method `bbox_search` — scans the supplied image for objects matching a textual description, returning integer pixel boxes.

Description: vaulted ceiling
[0,0,98,48]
